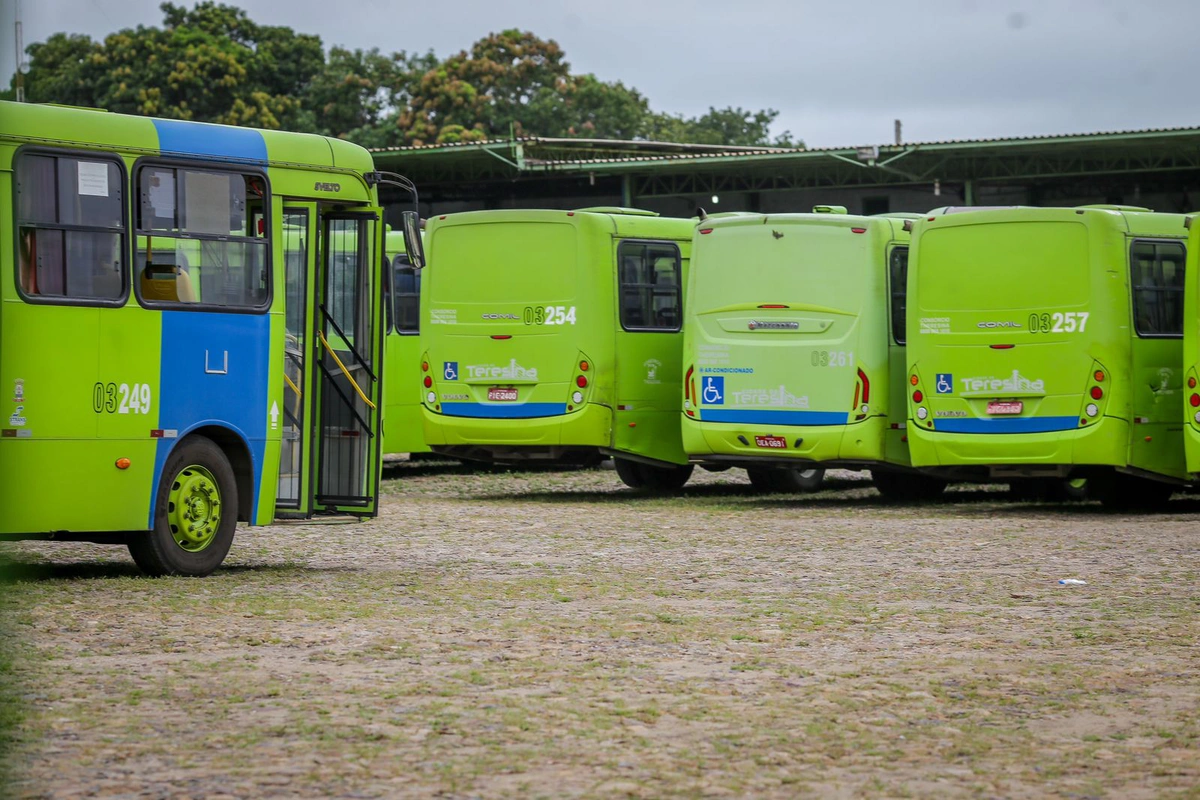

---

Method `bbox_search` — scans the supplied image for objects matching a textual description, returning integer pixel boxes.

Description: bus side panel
[612,249,689,465]
[149,311,271,528]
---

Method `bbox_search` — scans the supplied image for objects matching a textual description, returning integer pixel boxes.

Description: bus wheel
[613,457,647,489]
[747,467,825,493]
[871,470,947,502]
[639,463,694,492]
[1095,473,1174,512]
[128,436,238,577]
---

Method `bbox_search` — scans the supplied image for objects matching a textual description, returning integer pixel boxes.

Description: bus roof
[427,207,696,241]
[0,100,373,174]
[914,205,1189,238]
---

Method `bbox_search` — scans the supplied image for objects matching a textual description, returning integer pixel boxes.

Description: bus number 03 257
[1027,311,1089,334]
[523,305,577,326]
[92,382,153,415]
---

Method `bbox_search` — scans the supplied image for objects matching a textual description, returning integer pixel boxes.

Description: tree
[647,106,800,148]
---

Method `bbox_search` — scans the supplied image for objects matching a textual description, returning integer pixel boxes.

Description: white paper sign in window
[77,160,109,197]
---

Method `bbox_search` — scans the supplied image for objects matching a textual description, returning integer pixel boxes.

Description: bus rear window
[15,152,127,303]
[916,222,1089,311]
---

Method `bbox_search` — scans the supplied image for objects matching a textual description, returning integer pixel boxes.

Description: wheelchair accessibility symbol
[936,373,953,394]
[701,376,724,405]
[444,362,458,381]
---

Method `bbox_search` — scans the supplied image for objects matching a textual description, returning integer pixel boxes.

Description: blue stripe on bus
[932,416,1080,434]
[700,409,851,426]
[152,119,268,164]
[149,312,271,528]
[440,402,568,419]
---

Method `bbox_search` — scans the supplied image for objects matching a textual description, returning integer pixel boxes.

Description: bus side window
[1131,240,1185,337]
[392,255,420,334]
[617,242,681,332]
[889,246,909,345]
[15,152,127,303]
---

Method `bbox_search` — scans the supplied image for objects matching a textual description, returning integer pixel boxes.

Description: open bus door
[276,205,385,517]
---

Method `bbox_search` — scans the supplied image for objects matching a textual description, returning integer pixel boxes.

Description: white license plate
[754,435,788,449]
[986,401,1024,415]
[487,387,518,402]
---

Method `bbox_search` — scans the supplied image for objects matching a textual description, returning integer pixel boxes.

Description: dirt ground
[1,463,1197,798]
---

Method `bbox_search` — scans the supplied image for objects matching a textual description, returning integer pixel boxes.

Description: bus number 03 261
[92,382,153,415]
[1027,311,1089,334]
[523,305,577,326]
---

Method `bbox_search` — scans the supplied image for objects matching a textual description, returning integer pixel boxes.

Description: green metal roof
[371,125,1200,195]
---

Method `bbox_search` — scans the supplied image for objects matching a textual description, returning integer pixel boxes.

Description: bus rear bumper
[682,416,890,467]
[422,403,612,456]
[907,415,1128,472]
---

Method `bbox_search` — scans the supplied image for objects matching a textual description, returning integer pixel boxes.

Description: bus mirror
[402,211,426,269]
[1186,215,1195,231]
[903,219,914,232]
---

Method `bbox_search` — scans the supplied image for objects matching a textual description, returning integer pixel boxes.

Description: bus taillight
[857,368,870,404]
[576,375,588,388]
[423,376,432,388]
[1090,386,1103,400]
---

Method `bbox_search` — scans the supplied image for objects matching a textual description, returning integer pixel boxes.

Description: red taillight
[857,368,870,404]
[580,361,589,371]
[491,335,512,340]
[1191,394,1200,408]
[421,361,429,372]
[1090,386,1103,400]
[576,375,588,388]
[850,227,867,234]
[990,344,1015,350]
[699,228,713,234]
[910,375,919,386]
[757,304,788,309]
[684,365,695,405]
[913,390,923,403]
[423,376,432,388]
[1096,371,1107,382]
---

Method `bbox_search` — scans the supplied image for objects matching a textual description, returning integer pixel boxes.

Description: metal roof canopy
[369,126,1200,203]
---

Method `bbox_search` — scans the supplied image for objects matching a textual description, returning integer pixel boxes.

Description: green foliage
[8,6,798,147]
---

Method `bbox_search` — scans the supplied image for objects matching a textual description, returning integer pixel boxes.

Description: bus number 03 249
[92,382,153,415]
[523,305,577,326]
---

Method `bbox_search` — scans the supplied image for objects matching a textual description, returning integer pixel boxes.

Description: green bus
[382,229,430,458]
[1182,214,1200,474]
[418,207,695,489]
[681,207,948,497]
[0,100,419,575]
[906,206,1189,508]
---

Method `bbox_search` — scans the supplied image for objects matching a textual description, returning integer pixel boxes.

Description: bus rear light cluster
[1079,360,1110,424]
[567,352,594,412]
[851,368,871,420]
[684,365,697,417]
[909,370,931,427]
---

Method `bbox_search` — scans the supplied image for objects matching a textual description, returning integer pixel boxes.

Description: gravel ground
[0,463,1197,798]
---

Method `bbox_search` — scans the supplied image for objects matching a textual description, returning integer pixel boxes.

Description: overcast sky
[3,0,1198,147]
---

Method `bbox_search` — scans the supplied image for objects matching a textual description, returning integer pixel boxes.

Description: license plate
[754,435,788,449]
[986,401,1023,415]
[487,387,518,402]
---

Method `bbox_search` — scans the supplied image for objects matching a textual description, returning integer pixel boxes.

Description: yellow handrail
[282,371,301,399]
[317,330,377,410]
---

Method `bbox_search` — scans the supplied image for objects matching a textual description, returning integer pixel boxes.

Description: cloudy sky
[4,0,1198,147]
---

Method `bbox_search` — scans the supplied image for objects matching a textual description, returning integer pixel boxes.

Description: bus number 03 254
[523,305,577,326]
[92,382,153,415]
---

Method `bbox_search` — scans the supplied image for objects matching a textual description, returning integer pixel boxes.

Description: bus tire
[1094,472,1174,512]
[747,467,825,493]
[871,470,947,502]
[613,457,647,489]
[639,463,694,492]
[128,436,238,577]
[614,458,693,492]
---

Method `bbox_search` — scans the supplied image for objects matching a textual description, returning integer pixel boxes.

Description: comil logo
[976,320,1022,329]
[747,320,799,331]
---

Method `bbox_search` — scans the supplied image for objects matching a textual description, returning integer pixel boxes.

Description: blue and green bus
[0,101,420,575]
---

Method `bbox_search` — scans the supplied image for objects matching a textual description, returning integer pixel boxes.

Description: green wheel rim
[167,464,222,552]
